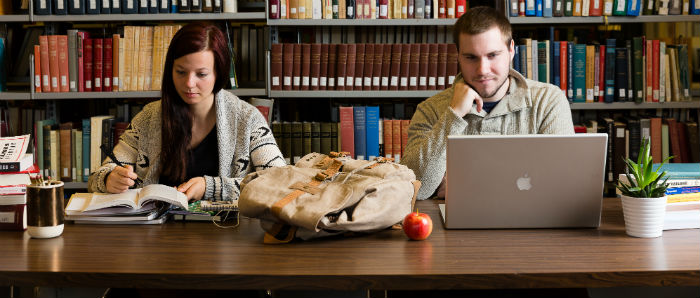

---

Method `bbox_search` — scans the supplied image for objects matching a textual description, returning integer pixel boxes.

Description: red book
[408,43,420,90]
[310,43,321,90]
[58,35,69,92]
[336,44,348,90]
[677,122,691,164]
[379,0,389,18]
[598,45,605,102]
[269,0,280,18]
[339,106,355,158]
[76,31,87,92]
[652,39,659,102]
[83,38,93,91]
[392,120,402,162]
[455,0,466,17]
[399,44,411,91]
[437,43,448,89]
[48,35,60,92]
[446,44,458,87]
[518,0,525,16]
[371,44,383,91]
[560,41,567,92]
[301,43,311,91]
[345,43,357,91]
[103,37,113,91]
[650,117,662,162]
[383,119,393,158]
[418,43,429,90]
[407,0,414,18]
[666,119,682,163]
[380,44,392,91]
[389,44,402,91]
[438,0,447,18]
[270,43,283,91]
[428,43,438,90]
[93,38,103,92]
[282,43,294,91]
[33,45,41,93]
[293,43,302,90]
[327,44,337,90]
[362,43,373,91]
[39,36,51,93]
[589,0,602,15]
[354,43,365,90]
[112,34,119,92]
[319,43,328,90]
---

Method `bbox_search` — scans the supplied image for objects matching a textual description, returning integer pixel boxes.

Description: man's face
[457,27,514,102]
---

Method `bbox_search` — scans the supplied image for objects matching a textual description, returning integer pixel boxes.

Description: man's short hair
[452,6,512,49]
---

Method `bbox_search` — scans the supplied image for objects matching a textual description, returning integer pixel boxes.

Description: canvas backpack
[239,152,421,243]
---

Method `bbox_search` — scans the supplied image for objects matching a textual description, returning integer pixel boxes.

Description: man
[401,6,575,200]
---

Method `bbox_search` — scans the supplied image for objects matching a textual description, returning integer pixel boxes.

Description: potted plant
[617,138,672,238]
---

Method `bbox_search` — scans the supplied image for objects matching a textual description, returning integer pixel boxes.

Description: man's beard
[465,75,509,100]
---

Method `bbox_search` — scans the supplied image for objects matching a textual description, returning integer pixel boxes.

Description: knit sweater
[87,90,286,201]
[401,69,575,200]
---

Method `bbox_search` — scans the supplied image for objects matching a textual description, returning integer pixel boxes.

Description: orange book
[48,35,60,92]
[400,120,410,159]
[650,117,662,163]
[112,34,120,91]
[34,45,41,93]
[391,120,402,162]
[59,122,73,182]
[383,119,393,159]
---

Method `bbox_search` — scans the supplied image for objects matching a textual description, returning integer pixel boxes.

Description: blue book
[365,106,380,160]
[536,0,543,15]
[68,0,85,13]
[572,44,586,103]
[542,0,553,16]
[111,0,121,12]
[100,0,111,13]
[553,41,560,88]
[159,0,170,12]
[170,0,178,12]
[149,0,158,12]
[54,0,68,14]
[567,41,573,102]
[34,0,52,14]
[86,0,100,13]
[353,106,366,160]
[604,39,616,103]
[665,186,700,195]
[0,38,5,92]
[691,0,700,14]
[82,119,91,182]
[513,45,521,74]
[614,47,628,102]
[122,0,138,13]
[525,0,536,15]
[138,0,148,13]
[626,0,640,15]
[653,163,700,178]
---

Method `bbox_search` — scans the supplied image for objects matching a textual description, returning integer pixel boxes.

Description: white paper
[0,135,31,162]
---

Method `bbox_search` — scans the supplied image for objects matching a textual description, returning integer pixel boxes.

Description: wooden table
[0,198,698,290]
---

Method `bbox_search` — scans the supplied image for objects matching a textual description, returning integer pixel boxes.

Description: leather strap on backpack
[270,158,343,218]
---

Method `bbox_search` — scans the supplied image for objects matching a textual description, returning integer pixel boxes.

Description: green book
[632,37,644,103]
[612,0,628,15]
[537,41,548,83]
[573,44,587,103]
[564,0,574,15]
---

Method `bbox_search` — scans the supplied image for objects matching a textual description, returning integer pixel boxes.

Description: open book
[66,184,189,214]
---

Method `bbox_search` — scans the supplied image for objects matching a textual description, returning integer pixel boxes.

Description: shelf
[269,90,441,98]
[509,15,700,24]
[64,182,88,189]
[30,12,265,22]
[0,92,31,100]
[0,15,30,22]
[570,101,700,110]
[267,18,457,26]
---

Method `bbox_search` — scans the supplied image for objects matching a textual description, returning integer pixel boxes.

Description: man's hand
[177,177,206,201]
[450,81,483,118]
[105,165,138,193]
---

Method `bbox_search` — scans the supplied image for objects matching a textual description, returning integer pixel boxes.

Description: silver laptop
[439,134,608,229]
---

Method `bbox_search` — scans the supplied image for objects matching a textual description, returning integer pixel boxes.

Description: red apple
[402,211,433,240]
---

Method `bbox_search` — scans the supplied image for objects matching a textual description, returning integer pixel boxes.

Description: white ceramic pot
[620,195,667,238]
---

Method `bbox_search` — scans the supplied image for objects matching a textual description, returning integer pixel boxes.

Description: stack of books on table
[65,184,189,224]
[0,135,38,231]
[619,163,700,230]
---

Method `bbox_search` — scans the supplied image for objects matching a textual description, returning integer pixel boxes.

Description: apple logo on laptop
[516,173,532,191]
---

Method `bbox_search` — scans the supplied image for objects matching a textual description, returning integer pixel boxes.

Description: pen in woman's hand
[100,144,143,188]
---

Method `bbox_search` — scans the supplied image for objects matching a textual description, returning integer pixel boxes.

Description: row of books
[514,38,692,103]
[271,109,410,164]
[575,117,699,187]
[268,0,467,19]
[32,0,237,15]
[31,25,179,93]
[507,0,700,17]
[270,42,458,91]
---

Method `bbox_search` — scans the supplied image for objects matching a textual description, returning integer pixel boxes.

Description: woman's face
[172,50,217,106]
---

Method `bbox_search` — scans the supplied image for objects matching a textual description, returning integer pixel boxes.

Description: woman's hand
[177,177,206,201]
[105,165,138,193]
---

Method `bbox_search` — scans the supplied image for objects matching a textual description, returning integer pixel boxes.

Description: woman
[88,22,285,201]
